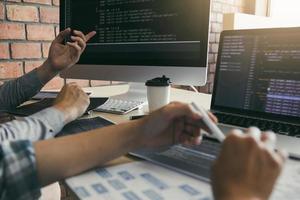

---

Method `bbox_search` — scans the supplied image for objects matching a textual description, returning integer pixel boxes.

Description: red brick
[42,42,51,58]
[24,60,44,73]
[212,2,222,12]
[11,43,42,59]
[208,73,215,84]
[52,0,59,6]
[211,43,219,53]
[0,43,10,59]
[66,79,90,87]
[208,53,214,63]
[27,25,55,41]
[91,80,110,87]
[23,0,52,5]
[0,23,25,40]
[198,84,209,94]
[43,76,64,90]
[0,2,4,20]
[209,63,216,73]
[40,7,59,23]
[0,62,23,79]
[6,5,39,22]
[211,23,222,33]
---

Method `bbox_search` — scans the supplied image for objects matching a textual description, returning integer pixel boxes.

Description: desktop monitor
[60,0,211,86]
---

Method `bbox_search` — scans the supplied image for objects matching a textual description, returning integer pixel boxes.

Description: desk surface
[76,84,212,166]
[85,84,212,125]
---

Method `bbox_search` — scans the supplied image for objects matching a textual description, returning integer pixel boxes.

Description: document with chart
[66,161,213,200]
[66,159,300,200]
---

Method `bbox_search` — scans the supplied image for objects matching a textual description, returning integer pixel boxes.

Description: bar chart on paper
[66,161,213,200]
[66,158,300,200]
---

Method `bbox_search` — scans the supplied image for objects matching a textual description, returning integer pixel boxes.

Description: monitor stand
[111,82,147,103]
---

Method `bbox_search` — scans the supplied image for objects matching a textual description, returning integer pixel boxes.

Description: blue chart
[66,160,300,200]
[66,161,213,200]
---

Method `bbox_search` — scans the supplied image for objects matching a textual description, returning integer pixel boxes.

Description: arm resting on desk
[34,102,205,186]
[0,107,65,142]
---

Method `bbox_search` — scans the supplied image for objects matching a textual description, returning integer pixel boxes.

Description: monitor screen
[213,28,300,119]
[60,0,211,67]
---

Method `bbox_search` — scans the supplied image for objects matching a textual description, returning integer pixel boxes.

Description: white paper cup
[147,86,170,112]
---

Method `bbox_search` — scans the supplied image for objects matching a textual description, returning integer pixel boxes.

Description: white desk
[85,84,212,125]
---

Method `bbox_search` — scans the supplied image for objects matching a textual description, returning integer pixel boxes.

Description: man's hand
[138,102,218,148]
[53,83,90,124]
[211,129,287,200]
[47,28,96,71]
[36,29,96,84]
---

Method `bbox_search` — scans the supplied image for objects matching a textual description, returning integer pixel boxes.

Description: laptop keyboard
[214,112,300,136]
[154,139,221,180]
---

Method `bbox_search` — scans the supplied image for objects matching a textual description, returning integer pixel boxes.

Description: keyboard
[214,112,300,136]
[131,138,221,181]
[94,98,145,115]
[56,117,114,137]
[8,98,108,116]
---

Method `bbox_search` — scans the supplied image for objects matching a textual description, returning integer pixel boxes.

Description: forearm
[0,107,65,142]
[34,119,144,187]
[36,59,59,85]
[0,70,44,110]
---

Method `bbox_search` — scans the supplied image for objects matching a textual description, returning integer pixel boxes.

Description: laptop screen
[212,28,300,122]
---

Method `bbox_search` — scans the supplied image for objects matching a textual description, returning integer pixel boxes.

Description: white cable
[189,85,199,93]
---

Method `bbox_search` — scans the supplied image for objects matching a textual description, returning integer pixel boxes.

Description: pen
[190,102,226,142]
[130,115,146,120]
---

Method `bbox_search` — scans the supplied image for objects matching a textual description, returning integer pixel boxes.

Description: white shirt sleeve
[0,107,65,142]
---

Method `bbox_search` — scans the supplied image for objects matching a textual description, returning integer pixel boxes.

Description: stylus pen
[190,103,226,143]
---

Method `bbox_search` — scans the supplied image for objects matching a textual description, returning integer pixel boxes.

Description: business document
[66,159,300,200]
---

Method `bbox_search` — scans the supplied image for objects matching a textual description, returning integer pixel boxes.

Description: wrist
[214,188,266,200]
[36,59,59,84]
[53,103,76,125]
[128,118,149,150]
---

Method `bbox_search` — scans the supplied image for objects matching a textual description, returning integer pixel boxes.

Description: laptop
[130,27,300,182]
[211,27,300,158]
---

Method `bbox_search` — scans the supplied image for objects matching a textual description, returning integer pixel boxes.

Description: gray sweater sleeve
[0,69,44,111]
[0,107,65,142]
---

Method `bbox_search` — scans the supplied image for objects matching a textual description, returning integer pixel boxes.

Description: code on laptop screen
[214,29,300,118]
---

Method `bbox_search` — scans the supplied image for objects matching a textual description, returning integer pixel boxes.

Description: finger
[276,149,288,162]
[54,28,71,43]
[71,36,86,50]
[247,127,261,142]
[261,131,277,150]
[183,121,201,137]
[85,31,97,42]
[166,103,201,122]
[224,129,244,143]
[67,42,81,52]
[208,112,218,123]
[179,134,195,145]
[264,148,286,172]
[73,30,87,41]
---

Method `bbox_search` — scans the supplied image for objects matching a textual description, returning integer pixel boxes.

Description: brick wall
[0,0,248,92]
[197,0,248,93]
[0,0,108,89]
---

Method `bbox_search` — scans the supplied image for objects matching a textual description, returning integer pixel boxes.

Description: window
[269,0,300,22]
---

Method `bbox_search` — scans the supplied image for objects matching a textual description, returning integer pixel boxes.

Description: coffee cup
[146,76,171,112]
